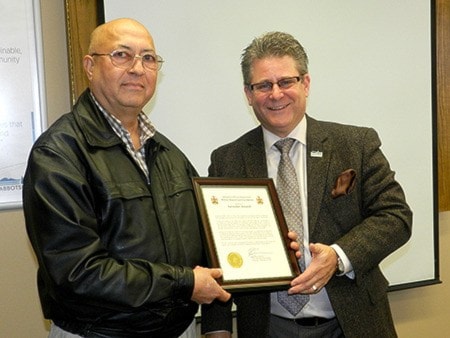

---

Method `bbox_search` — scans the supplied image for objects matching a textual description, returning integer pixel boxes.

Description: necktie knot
[275,138,296,156]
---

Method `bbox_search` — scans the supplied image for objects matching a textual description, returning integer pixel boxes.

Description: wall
[0,1,448,337]
[390,211,449,337]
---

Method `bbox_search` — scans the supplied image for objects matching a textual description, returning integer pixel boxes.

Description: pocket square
[331,169,356,198]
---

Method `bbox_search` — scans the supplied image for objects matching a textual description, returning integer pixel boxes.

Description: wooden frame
[436,0,450,211]
[64,0,103,105]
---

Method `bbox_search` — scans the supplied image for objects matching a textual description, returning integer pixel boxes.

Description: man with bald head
[23,18,230,338]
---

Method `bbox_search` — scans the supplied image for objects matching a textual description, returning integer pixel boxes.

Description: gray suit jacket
[201,116,412,338]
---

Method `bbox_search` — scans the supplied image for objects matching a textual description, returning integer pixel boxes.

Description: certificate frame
[192,177,300,292]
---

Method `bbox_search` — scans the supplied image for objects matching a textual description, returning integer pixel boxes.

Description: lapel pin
[310,150,323,158]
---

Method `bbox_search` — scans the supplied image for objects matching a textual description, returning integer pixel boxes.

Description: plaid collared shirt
[90,93,155,182]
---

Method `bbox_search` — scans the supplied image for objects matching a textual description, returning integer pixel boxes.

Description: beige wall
[390,211,449,337]
[0,1,448,337]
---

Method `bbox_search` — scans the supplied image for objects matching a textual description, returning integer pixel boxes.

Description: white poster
[0,0,45,209]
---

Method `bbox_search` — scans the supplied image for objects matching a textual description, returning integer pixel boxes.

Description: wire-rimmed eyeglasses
[91,49,164,71]
[248,76,302,93]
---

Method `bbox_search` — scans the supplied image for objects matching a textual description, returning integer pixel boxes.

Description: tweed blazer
[202,115,412,338]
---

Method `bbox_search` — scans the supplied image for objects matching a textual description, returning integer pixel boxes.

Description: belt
[293,317,334,326]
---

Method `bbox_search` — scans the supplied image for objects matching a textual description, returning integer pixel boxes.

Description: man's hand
[288,243,338,295]
[287,231,301,259]
[191,266,231,304]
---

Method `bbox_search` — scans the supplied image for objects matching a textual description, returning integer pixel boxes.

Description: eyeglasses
[248,76,302,93]
[91,50,164,71]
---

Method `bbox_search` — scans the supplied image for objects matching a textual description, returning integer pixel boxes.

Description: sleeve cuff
[330,244,355,279]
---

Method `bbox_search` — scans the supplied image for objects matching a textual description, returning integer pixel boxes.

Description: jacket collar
[245,117,331,230]
[306,115,331,231]
[72,89,170,151]
[72,89,123,148]
[241,126,269,178]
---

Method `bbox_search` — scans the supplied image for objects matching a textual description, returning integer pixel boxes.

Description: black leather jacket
[23,90,204,337]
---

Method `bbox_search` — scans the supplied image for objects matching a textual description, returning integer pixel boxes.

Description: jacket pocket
[100,181,151,201]
[324,191,362,233]
[363,269,389,305]
[166,174,194,197]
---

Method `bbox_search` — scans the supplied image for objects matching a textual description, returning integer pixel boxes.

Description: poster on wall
[0,0,45,209]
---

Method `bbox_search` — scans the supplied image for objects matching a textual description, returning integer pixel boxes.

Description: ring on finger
[312,284,317,292]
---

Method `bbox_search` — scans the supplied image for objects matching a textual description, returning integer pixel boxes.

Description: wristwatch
[336,256,345,275]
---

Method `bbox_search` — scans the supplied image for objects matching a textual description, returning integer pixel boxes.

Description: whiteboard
[103,0,437,289]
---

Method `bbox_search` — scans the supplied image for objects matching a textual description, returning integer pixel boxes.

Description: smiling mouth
[123,82,144,89]
[268,104,289,111]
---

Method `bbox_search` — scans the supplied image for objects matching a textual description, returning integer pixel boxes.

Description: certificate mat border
[192,177,300,292]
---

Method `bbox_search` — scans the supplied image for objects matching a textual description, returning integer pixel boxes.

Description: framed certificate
[192,177,300,292]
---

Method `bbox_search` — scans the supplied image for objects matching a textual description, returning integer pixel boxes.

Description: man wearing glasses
[23,18,230,338]
[202,32,412,338]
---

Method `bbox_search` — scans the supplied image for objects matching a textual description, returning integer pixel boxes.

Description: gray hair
[241,31,309,85]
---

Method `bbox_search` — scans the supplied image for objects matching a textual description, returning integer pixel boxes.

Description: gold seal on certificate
[227,252,243,268]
